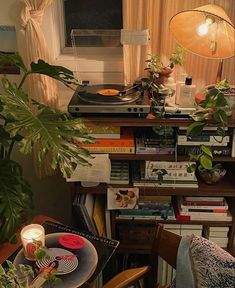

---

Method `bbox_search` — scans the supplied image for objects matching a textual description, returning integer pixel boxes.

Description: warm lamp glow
[169,4,235,59]
[197,17,215,36]
[169,4,235,82]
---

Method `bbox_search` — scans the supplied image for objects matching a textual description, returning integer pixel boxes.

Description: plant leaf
[0,160,33,242]
[30,59,79,88]
[186,121,206,136]
[0,82,94,178]
[201,145,213,158]
[213,109,228,124]
[199,155,213,170]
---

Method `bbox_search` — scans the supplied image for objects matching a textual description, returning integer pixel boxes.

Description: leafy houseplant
[186,80,232,183]
[0,260,34,288]
[142,46,185,116]
[0,53,94,243]
[142,45,185,95]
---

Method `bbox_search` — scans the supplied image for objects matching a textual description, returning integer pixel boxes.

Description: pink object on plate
[59,234,85,249]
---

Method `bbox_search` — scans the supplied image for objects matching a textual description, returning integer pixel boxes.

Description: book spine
[182,202,225,206]
[181,208,228,213]
[85,125,120,134]
[88,133,120,139]
[177,135,230,142]
[136,147,174,154]
[180,210,228,216]
[81,146,135,154]
[79,139,134,147]
[177,145,231,156]
[232,129,235,157]
[177,140,228,146]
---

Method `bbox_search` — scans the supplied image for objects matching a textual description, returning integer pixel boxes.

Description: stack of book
[175,196,232,221]
[176,127,231,156]
[203,226,229,248]
[75,127,135,154]
[164,223,203,236]
[132,161,198,188]
[135,127,175,155]
[117,195,175,220]
[109,161,130,185]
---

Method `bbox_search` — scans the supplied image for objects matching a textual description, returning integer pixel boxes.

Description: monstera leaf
[1,77,94,178]
[0,160,33,243]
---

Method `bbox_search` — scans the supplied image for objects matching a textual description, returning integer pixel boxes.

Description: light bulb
[197,23,209,36]
[197,17,214,36]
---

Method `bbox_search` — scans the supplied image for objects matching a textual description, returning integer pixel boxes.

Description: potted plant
[142,45,185,116]
[186,80,232,184]
[0,53,94,243]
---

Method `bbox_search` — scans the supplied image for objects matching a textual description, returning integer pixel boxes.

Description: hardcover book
[76,128,135,153]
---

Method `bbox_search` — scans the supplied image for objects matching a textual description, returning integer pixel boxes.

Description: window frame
[43,0,123,76]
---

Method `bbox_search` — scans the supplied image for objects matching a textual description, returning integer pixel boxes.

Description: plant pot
[198,164,226,185]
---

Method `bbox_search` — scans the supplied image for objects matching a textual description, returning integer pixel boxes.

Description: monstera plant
[0,53,93,243]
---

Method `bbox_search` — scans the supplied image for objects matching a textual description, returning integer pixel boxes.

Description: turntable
[68,83,151,117]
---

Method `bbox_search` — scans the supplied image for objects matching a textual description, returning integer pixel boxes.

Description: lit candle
[20,224,45,261]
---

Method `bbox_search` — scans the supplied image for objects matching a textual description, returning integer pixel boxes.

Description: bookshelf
[72,116,235,257]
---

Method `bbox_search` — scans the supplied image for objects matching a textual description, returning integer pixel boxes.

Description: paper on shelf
[66,154,111,183]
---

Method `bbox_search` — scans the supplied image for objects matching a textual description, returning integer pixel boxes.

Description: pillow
[176,235,235,288]
[189,235,235,288]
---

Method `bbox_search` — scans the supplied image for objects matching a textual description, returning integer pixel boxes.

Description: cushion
[176,235,235,288]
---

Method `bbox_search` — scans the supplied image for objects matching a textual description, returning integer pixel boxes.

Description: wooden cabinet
[74,116,235,256]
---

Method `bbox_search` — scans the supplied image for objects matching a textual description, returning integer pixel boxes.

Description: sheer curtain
[17,0,59,177]
[123,0,235,90]
[18,0,58,108]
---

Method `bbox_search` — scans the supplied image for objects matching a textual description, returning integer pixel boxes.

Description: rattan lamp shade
[169,4,235,59]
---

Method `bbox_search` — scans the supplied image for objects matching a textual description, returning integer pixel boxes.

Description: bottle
[175,73,187,105]
[164,77,176,104]
[179,76,196,108]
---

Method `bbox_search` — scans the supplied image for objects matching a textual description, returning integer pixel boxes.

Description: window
[64,0,123,47]
[43,0,124,86]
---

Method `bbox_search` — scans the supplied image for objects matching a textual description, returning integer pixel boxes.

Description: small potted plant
[142,45,185,116]
[186,80,232,184]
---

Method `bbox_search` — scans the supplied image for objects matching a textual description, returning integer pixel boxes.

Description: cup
[20,224,45,261]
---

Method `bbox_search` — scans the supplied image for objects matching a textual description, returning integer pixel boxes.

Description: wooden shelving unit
[73,116,235,256]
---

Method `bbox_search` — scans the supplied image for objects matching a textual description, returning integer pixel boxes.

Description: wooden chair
[103,224,182,288]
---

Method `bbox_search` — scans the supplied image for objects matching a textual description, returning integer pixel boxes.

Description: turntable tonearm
[68,83,151,117]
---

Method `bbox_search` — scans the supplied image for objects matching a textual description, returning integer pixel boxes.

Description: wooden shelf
[114,218,233,225]
[75,174,235,197]
[82,116,235,128]
[109,154,235,162]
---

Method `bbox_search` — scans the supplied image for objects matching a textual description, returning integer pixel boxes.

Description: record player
[68,83,151,117]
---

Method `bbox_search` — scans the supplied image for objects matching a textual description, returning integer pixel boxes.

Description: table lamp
[169,4,235,83]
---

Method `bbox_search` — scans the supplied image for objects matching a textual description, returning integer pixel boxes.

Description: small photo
[107,187,139,210]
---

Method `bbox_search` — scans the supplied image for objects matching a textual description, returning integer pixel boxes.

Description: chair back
[148,223,182,286]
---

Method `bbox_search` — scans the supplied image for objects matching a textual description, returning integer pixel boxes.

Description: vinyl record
[76,84,141,105]
[36,247,78,275]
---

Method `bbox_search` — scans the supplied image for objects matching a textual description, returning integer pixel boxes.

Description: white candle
[20,224,45,261]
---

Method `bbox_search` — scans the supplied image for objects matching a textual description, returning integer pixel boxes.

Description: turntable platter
[76,84,141,105]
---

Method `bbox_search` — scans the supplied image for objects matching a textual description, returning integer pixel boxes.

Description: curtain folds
[17,0,59,177]
[18,0,58,109]
[122,0,234,90]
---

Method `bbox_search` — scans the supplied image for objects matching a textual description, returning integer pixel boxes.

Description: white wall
[0,0,73,224]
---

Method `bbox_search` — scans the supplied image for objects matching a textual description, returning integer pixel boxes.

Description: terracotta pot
[154,67,173,85]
